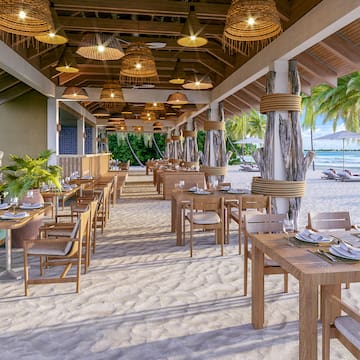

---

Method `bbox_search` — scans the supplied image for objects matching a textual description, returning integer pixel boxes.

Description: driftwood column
[183,118,200,169]
[253,60,314,228]
[170,129,183,163]
[200,102,231,184]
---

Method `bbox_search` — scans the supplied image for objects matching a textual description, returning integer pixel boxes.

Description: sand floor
[0,166,359,359]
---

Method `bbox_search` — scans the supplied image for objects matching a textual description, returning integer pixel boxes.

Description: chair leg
[23,250,29,296]
[190,223,193,257]
[244,252,248,296]
[284,273,289,293]
[220,225,224,256]
[238,223,242,255]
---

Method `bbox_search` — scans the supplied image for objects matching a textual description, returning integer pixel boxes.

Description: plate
[227,189,248,194]
[19,204,43,209]
[0,203,10,210]
[0,212,29,220]
[194,191,211,195]
[329,245,360,260]
[295,232,331,243]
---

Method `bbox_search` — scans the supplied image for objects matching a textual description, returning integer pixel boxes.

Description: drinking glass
[283,218,294,241]
[179,180,185,189]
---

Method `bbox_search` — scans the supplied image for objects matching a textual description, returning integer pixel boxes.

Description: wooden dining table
[250,232,360,360]
[0,204,51,280]
[171,189,250,245]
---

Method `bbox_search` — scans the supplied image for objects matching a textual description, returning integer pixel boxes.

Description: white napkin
[340,241,360,255]
[0,203,9,209]
[2,211,29,219]
[300,229,330,242]
[188,186,197,192]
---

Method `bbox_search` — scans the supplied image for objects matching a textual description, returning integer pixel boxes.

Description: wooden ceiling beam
[232,92,258,109]
[0,83,32,105]
[58,16,224,36]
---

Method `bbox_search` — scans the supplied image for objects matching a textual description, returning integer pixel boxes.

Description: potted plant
[0,149,62,201]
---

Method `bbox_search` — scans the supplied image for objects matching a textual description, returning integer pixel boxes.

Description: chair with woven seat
[322,294,360,359]
[183,196,225,257]
[23,208,90,296]
[226,194,271,255]
[244,213,288,296]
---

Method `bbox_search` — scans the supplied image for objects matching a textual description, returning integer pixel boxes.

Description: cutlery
[317,249,338,262]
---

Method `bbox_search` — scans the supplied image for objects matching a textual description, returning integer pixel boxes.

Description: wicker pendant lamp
[140,111,156,122]
[169,59,185,85]
[0,0,53,37]
[62,86,88,100]
[76,33,124,60]
[177,5,207,47]
[182,73,213,90]
[35,8,67,45]
[223,0,282,56]
[121,104,133,116]
[144,102,166,112]
[120,42,158,85]
[93,107,110,117]
[55,47,79,73]
[100,80,124,102]
[166,92,189,105]
[153,121,163,132]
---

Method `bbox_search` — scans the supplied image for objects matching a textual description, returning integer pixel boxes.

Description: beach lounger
[321,169,341,180]
[337,170,360,182]
[240,164,260,172]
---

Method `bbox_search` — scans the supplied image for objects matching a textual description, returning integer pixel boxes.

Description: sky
[301,116,360,151]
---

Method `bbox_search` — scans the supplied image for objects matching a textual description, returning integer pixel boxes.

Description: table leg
[0,229,22,280]
[299,278,318,360]
[251,243,264,329]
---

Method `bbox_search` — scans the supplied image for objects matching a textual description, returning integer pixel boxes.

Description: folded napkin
[299,229,331,243]
[188,186,197,192]
[0,203,9,209]
[340,241,360,254]
[1,211,29,219]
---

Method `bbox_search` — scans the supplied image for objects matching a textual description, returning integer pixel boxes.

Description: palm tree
[246,109,266,138]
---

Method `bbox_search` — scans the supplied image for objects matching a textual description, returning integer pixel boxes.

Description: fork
[317,249,338,262]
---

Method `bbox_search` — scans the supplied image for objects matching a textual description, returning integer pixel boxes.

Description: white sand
[0,166,359,359]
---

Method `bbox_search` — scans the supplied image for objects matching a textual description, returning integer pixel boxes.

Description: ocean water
[307,150,360,171]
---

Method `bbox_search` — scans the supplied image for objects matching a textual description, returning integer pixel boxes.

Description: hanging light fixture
[169,59,186,85]
[108,112,125,121]
[120,42,158,85]
[223,0,282,56]
[76,33,125,60]
[144,102,166,112]
[121,103,133,116]
[153,121,164,132]
[93,107,110,117]
[140,111,156,122]
[62,86,88,100]
[55,47,79,73]
[166,92,189,105]
[182,73,213,90]
[0,0,53,37]
[35,8,68,45]
[100,80,125,102]
[177,5,207,47]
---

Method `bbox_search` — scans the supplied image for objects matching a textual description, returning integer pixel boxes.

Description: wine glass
[179,180,185,189]
[9,196,18,213]
[283,217,294,241]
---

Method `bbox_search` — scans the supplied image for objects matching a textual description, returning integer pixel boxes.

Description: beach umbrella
[315,130,360,169]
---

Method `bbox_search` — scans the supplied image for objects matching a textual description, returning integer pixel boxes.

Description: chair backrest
[307,211,352,231]
[66,208,90,257]
[245,213,286,234]
[241,194,271,212]
[192,196,224,215]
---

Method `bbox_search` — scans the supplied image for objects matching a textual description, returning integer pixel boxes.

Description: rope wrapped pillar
[169,129,183,163]
[182,118,200,169]
[200,102,231,184]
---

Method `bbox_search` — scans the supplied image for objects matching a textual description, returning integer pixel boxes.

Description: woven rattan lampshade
[0,0,53,36]
[169,59,185,85]
[108,112,125,121]
[121,104,133,116]
[100,81,124,102]
[153,121,164,131]
[55,47,79,73]
[120,42,158,85]
[140,111,156,122]
[223,0,282,56]
[76,33,124,60]
[35,8,68,44]
[166,92,189,105]
[62,86,88,100]
[144,102,166,112]
[177,5,207,47]
[182,74,213,90]
[93,107,110,117]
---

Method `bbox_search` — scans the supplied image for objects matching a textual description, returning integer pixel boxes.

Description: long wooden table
[0,204,51,280]
[250,232,360,360]
[171,189,250,245]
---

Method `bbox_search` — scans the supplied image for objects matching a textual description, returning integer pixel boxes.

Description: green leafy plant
[0,149,62,198]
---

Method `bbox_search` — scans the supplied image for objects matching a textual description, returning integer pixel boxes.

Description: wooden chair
[244,213,288,296]
[226,194,271,255]
[322,294,360,360]
[183,196,225,257]
[23,208,90,296]
[307,211,353,231]
[307,211,353,288]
